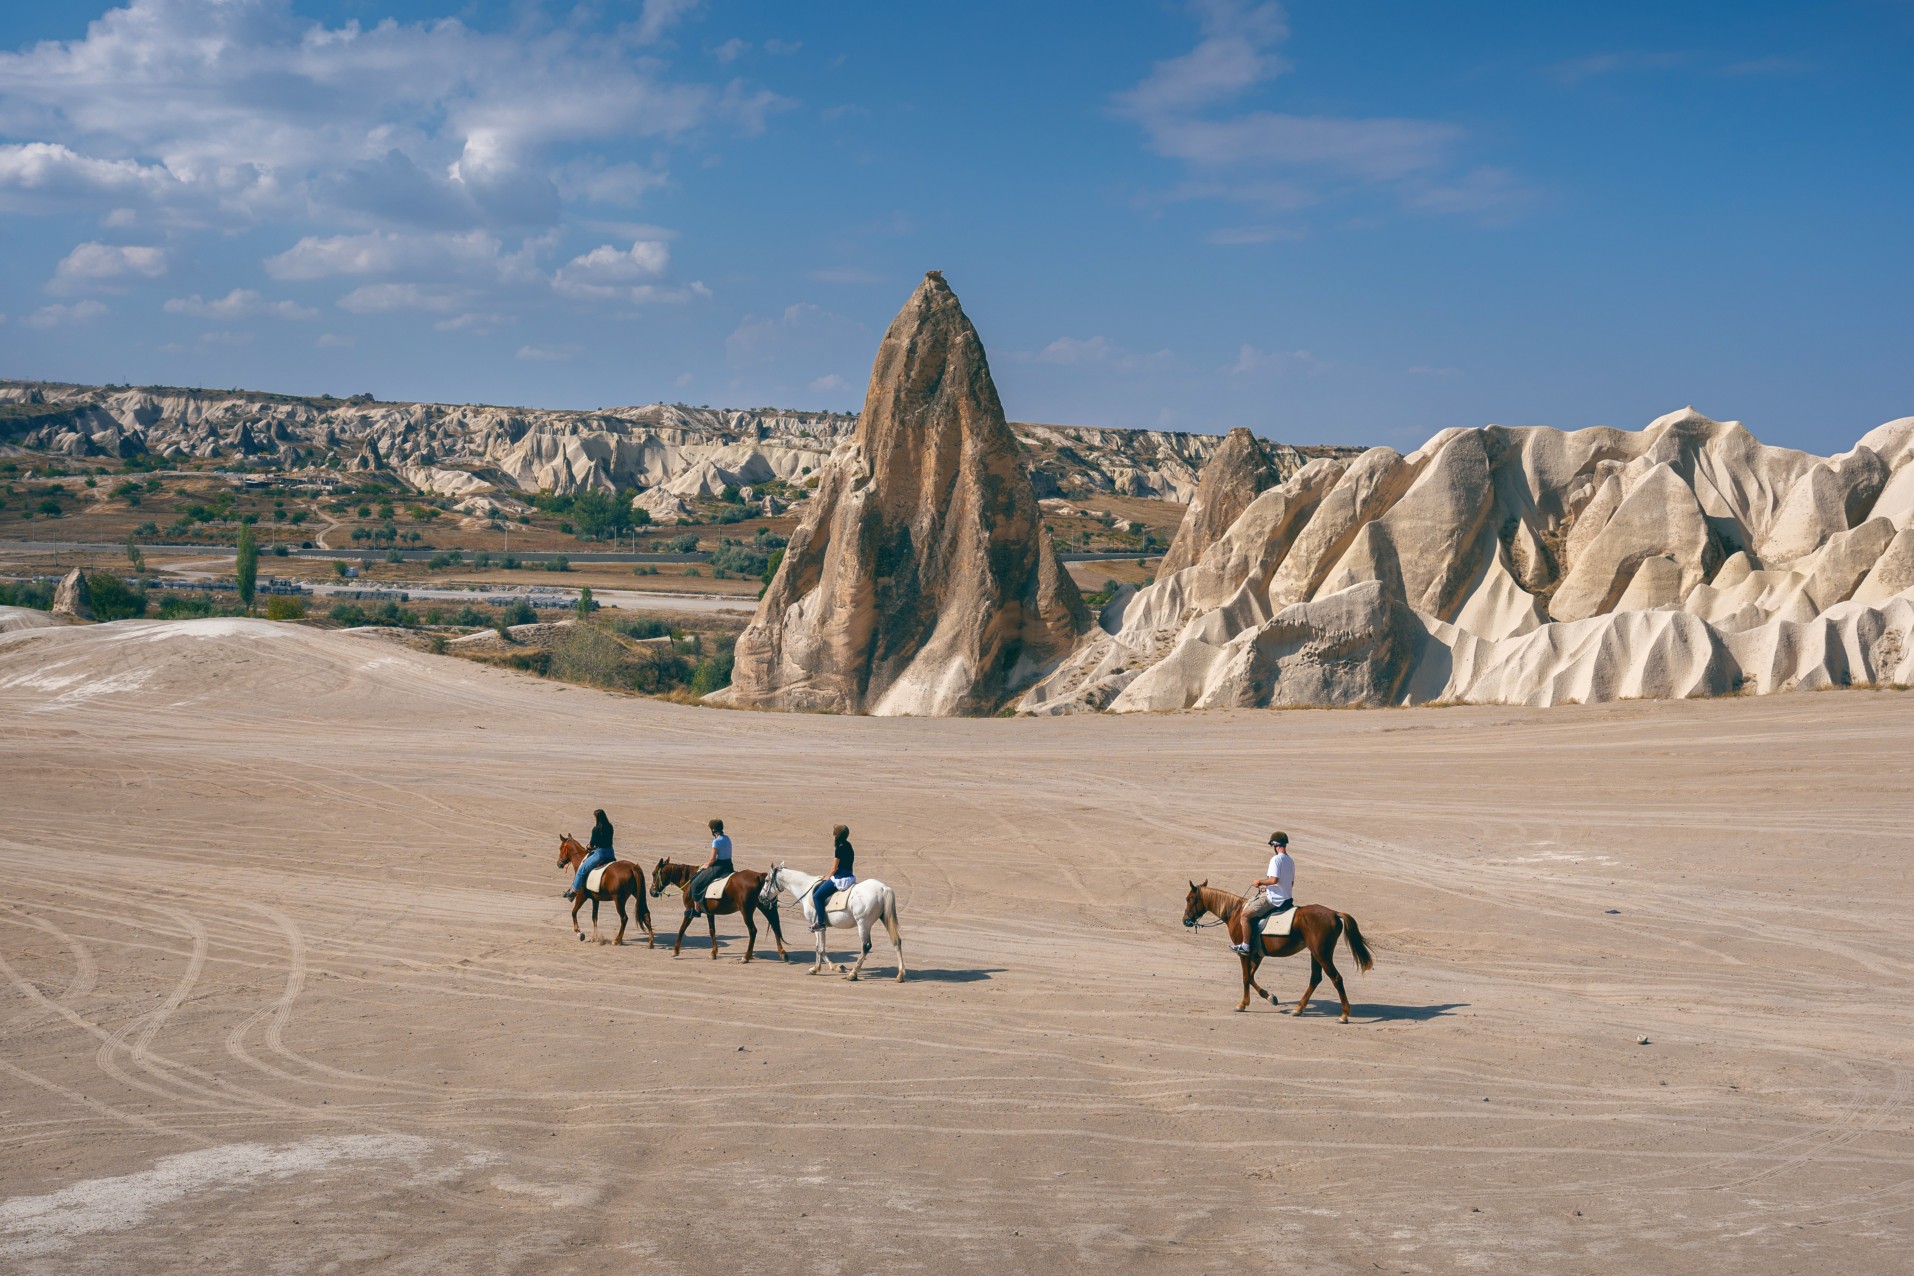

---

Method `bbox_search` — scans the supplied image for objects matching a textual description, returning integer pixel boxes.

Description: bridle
[1183,886,1243,930]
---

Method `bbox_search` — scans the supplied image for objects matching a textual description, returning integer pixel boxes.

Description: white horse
[761,863,906,981]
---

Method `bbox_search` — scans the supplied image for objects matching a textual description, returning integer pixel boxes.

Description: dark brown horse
[556,835,654,947]
[1182,881,1373,1021]
[649,858,788,962]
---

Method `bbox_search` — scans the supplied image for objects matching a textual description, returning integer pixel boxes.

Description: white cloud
[552,240,671,299]
[1115,0,1523,223]
[265,230,524,282]
[433,312,507,333]
[808,373,850,393]
[725,302,865,362]
[634,0,704,45]
[714,38,750,65]
[199,330,252,345]
[1024,336,1174,371]
[336,283,471,314]
[164,288,316,320]
[516,344,580,362]
[763,39,802,57]
[1227,343,1324,376]
[0,0,775,231]
[315,332,356,348]
[49,241,166,292]
[25,300,109,328]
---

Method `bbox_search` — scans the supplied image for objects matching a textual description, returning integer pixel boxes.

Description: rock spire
[717,272,1088,715]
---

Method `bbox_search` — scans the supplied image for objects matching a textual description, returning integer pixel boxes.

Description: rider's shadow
[1343,1001,1468,1022]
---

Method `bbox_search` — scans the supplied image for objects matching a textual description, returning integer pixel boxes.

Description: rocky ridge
[1021,408,1914,713]
[0,379,1349,509]
[716,272,1087,716]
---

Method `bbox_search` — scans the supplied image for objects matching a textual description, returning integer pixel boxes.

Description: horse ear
[1198,879,1208,888]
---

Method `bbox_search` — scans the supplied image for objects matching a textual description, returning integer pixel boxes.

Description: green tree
[235,525,258,613]
[124,538,145,574]
[575,586,595,620]
[332,559,350,579]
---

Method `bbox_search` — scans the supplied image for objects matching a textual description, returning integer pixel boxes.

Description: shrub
[710,542,770,578]
[666,533,699,554]
[385,549,403,563]
[502,598,537,628]
[135,521,159,537]
[157,592,214,619]
[332,559,350,578]
[501,554,520,570]
[615,616,674,640]
[329,602,368,626]
[37,498,62,517]
[0,579,55,610]
[547,557,570,573]
[265,596,307,621]
[689,644,735,696]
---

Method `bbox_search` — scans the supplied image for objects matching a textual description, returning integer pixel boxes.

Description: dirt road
[1,620,1909,1273]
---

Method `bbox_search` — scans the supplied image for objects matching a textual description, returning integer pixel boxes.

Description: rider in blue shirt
[686,818,733,915]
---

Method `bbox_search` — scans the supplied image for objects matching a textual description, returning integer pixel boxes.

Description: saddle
[1252,904,1298,943]
[584,865,613,894]
[698,873,732,901]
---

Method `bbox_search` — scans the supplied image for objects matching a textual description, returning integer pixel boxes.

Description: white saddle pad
[701,873,732,901]
[585,865,612,894]
[1256,906,1297,940]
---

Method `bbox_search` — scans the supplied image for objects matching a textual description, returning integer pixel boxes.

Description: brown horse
[1181,880,1373,1021]
[556,835,654,947]
[649,858,788,962]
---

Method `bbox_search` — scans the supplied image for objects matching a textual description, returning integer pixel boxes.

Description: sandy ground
[1,620,1910,1274]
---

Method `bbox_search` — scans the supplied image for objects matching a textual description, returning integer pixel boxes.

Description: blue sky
[0,1,1908,454]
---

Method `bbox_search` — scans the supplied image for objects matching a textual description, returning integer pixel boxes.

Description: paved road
[0,539,1157,564]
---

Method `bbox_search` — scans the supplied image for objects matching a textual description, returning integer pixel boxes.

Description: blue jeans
[687,861,732,910]
[810,878,851,928]
[572,848,614,894]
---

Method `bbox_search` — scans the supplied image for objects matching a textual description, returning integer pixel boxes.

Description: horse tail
[1338,912,1374,973]
[881,886,905,978]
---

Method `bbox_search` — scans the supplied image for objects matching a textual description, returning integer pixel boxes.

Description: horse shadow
[1342,1001,1468,1022]
[895,967,1002,984]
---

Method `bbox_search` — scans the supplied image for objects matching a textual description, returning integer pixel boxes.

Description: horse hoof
[576,933,586,942]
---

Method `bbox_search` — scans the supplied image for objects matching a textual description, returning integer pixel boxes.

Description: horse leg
[845,919,873,981]
[706,910,719,961]
[590,897,606,945]
[764,903,787,960]
[1236,953,1255,1011]
[1320,939,1351,1024]
[1292,955,1323,1018]
[742,906,758,964]
[570,895,586,942]
[810,924,826,975]
[672,910,692,957]
[613,889,630,946]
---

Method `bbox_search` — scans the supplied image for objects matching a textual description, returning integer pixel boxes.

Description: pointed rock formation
[717,272,1088,715]
[1156,427,1282,576]
[52,568,93,621]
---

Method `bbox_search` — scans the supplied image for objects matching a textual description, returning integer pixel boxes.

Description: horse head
[648,857,669,898]
[759,862,784,904]
[556,834,581,869]
[1182,879,1209,929]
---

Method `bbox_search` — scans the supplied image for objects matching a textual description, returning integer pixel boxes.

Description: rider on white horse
[808,825,856,931]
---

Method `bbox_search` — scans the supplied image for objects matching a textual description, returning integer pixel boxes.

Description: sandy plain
[1,619,1910,1274]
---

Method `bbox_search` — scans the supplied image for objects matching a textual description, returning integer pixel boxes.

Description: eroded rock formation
[1022,408,1914,713]
[51,568,93,621]
[715,273,1088,715]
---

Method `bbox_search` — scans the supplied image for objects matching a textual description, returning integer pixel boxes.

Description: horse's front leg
[570,895,587,942]
[810,925,827,975]
[764,903,787,960]
[741,908,758,963]
[671,910,693,957]
[590,897,605,945]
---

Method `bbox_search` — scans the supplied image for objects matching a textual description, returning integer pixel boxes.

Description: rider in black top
[809,825,855,931]
[565,809,616,900]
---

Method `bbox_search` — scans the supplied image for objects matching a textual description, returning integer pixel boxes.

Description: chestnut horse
[556,835,654,947]
[649,858,788,962]
[1181,880,1373,1021]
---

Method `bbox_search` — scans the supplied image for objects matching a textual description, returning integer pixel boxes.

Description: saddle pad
[702,873,732,901]
[1258,906,1297,940]
[585,865,611,894]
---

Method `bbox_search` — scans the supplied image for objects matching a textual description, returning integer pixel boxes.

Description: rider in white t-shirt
[1234,831,1295,955]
